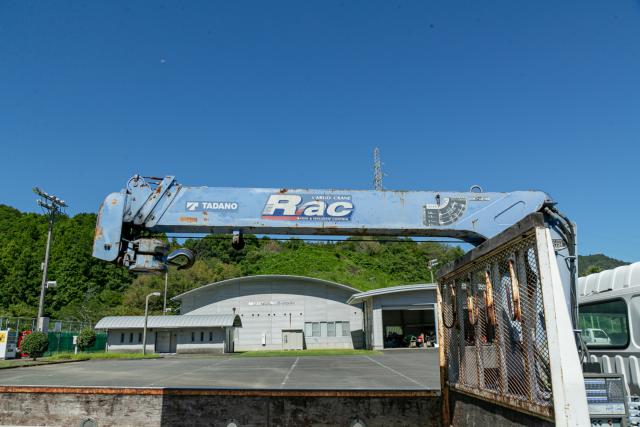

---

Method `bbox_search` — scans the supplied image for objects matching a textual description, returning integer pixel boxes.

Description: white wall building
[95,276,439,354]
[95,314,241,354]
[174,275,364,351]
[348,284,438,350]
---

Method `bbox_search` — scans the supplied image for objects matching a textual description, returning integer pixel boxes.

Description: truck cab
[582,328,612,345]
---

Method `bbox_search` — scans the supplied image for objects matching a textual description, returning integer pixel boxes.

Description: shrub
[20,331,49,361]
[77,328,97,351]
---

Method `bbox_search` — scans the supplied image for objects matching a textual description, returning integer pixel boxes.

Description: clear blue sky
[1,1,639,261]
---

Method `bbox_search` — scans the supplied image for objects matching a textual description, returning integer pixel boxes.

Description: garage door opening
[382,308,437,349]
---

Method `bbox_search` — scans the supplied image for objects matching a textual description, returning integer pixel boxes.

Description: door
[225,328,234,353]
[282,331,303,350]
[169,332,177,353]
[155,331,171,353]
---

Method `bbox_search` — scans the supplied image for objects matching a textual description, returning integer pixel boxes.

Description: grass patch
[47,352,161,361]
[0,352,161,368]
[237,349,382,357]
[0,359,44,369]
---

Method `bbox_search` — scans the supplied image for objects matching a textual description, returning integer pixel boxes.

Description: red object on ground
[17,330,32,358]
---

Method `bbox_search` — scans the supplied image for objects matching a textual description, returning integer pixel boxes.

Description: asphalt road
[0,350,440,390]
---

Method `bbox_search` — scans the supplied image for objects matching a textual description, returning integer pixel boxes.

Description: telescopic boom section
[93,175,554,274]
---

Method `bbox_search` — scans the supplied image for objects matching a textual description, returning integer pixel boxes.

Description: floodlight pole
[37,218,53,321]
[33,187,67,332]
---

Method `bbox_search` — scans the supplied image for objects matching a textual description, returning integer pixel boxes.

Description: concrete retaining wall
[0,387,441,427]
[0,391,162,426]
[0,386,561,426]
[161,394,441,427]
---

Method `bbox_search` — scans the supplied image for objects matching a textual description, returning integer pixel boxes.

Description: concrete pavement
[0,349,440,390]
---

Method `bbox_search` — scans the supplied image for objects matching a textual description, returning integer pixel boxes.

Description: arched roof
[172,274,360,301]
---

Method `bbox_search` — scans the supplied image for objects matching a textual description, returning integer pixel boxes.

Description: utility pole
[373,148,383,191]
[143,292,161,355]
[33,187,67,332]
[428,259,439,284]
[163,271,168,315]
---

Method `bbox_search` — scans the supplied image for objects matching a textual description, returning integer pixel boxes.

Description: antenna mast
[373,148,383,191]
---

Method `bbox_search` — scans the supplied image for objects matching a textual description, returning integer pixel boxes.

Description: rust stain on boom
[179,216,198,223]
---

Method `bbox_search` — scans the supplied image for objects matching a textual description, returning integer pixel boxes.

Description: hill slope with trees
[578,253,629,276]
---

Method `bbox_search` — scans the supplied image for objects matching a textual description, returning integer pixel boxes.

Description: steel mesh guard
[439,232,554,418]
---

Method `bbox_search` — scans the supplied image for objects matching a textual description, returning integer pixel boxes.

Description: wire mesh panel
[0,317,88,333]
[44,332,108,356]
[439,231,554,419]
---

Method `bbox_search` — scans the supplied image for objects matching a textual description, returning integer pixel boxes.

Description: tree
[585,265,603,276]
[578,254,628,277]
[77,327,96,351]
[20,331,49,361]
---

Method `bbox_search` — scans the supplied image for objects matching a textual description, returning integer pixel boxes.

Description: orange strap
[508,259,522,321]
[484,270,497,326]
[466,282,477,326]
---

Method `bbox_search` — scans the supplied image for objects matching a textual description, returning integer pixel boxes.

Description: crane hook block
[231,231,244,250]
[167,248,196,270]
[123,238,195,274]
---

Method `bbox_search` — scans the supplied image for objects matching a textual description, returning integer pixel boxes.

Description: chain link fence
[0,317,106,356]
[439,231,554,419]
[0,317,87,333]
[44,332,108,356]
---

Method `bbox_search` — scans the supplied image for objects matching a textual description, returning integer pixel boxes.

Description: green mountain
[578,254,629,277]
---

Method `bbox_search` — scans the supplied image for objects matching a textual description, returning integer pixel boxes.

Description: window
[209,332,213,342]
[327,322,336,337]
[200,332,204,342]
[593,330,608,339]
[579,299,629,349]
[312,322,320,337]
[129,333,134,343]
[191,332,195,342]
[138,333,142,343]
[320,322,328,337]
[304,322,313,337]
[341,321,350,337]
[120,333,125,343]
